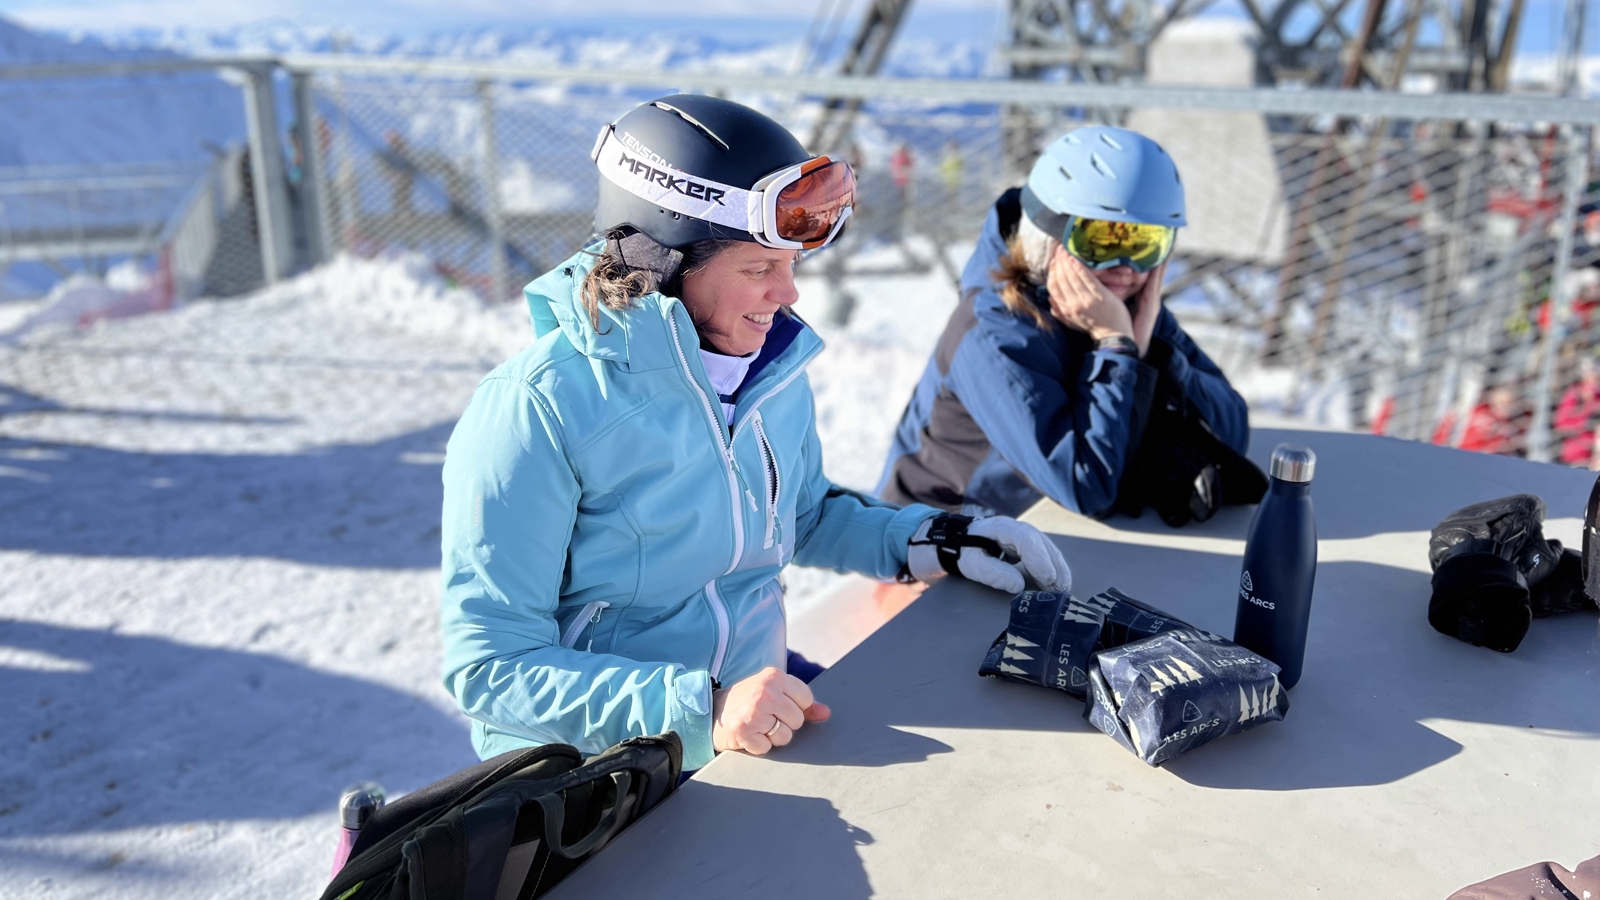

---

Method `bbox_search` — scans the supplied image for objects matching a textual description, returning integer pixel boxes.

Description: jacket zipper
[751,411,781,550]
[703,582,731,677]
[667,313,741,680]
[559,601,610,650]
[729,355,819,445]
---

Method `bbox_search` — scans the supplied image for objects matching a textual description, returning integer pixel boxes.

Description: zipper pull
[583,603,608,652]
[746,488,759,512]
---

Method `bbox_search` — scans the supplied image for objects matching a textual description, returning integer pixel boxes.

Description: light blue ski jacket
[439,245,936,771]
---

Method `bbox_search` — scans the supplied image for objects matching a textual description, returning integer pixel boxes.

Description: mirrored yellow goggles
[1064,216,1177,273]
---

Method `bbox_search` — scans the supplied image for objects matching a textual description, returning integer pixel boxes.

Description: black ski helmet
[593,94,813,248]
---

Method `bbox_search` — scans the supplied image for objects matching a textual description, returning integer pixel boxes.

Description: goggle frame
[1061,214,1178,274]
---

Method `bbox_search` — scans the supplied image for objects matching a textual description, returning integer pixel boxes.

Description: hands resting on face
[1045,247,1165,358]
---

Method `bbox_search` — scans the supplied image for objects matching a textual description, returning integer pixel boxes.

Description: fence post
[240,64,295,284]
[291,70,332,267]
[1524,124,1595,463]
[477,79,509,305]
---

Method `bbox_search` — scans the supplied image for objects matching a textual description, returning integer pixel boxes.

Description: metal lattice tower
[1002,0,1527,91]
[999,0,1531,173]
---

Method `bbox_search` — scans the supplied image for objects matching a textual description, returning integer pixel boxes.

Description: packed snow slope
[0,247,954,899]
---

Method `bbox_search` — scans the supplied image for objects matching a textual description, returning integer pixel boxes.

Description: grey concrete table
[551,427,1600,899]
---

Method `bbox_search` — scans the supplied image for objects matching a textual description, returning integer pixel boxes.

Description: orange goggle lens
[774,160,855,245]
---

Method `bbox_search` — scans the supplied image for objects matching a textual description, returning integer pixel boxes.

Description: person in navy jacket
[877,126,1250,520]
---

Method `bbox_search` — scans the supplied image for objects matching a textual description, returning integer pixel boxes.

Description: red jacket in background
[1554,381,1600,466]
[1454,403,1521,456]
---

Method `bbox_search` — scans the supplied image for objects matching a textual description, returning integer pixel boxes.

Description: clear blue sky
[0,0,1591,55]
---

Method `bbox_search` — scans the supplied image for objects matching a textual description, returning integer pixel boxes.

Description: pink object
[1555,380,1600,466]
[330,781,385,879]
[331,826,360,878]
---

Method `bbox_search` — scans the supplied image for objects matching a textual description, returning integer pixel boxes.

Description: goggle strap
[1020,185,1073,247]
[594,129,753,233]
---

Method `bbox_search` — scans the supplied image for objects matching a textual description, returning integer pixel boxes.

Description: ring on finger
[763,718,785,738]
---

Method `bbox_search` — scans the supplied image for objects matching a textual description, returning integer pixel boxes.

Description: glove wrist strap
[909,514,1005,579]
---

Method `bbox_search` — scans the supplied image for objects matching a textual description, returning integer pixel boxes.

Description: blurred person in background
[438,95,1069,774]
[890,142,914,237]
[1451,385,1524,456]
[940,140,963,208]
[1555,357,1600,467]
[876,126,1259,526]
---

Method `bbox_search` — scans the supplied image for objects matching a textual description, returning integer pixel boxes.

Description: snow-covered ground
[0,245,956,899]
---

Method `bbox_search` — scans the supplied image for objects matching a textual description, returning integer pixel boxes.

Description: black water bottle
[1233,444,1318,689]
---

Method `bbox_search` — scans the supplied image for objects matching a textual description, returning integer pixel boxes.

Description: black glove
[1427,494,1576,652]
[1107,340,1266,527]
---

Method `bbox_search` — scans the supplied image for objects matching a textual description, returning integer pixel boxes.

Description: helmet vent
[1089,152,1117,180]
[1099,205,1126,213]
[1098,132,1124,150]
[650,101,730,150]
[1058,166,1073,181]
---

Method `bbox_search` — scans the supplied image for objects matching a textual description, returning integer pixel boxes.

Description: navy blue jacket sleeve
[1149,308,1251,454]
[944,290,1158,516]
[946,299,1250,517]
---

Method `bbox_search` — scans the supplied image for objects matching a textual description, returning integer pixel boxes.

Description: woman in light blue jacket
[439,95,1070,773]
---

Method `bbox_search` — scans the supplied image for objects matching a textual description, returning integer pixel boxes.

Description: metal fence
[4,55,1597,466]
[286,59,1599,464]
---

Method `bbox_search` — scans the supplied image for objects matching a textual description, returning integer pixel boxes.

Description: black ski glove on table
[1428,494,1592,653]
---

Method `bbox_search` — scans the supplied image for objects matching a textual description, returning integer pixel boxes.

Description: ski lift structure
[804,0,1591,447]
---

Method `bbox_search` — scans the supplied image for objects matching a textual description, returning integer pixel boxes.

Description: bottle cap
[339,782,386,830]
[1269,444,1316,483]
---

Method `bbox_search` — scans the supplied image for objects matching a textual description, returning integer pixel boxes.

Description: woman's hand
[1045,247,1134,343]
[1129,261,1166,358]
[711,667,832,755]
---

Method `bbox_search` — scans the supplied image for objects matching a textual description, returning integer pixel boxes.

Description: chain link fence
[295,64,1599,465]
[6,56,1592,466]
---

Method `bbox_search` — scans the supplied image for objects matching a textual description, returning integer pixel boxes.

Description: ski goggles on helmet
[592,125,854,250]
[1063,216,1177,273]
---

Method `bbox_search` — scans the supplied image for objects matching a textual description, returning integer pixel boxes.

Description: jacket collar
[524,244,678,373]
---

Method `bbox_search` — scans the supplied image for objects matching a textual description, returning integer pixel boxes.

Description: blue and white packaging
[1084,629,1290,766]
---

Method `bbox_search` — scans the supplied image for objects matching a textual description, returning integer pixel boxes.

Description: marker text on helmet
[617,152,727,206]
[594,128,750,232]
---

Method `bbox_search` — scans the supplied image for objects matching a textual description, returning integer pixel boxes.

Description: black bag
[320,734,682,900]
[979,587,1192,698]
[1108,340,1267,527]
[1083,629,1289,766]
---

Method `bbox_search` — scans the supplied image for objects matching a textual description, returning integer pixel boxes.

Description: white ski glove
[905,513,1071,595]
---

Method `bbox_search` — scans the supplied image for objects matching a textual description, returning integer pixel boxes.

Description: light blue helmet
[1021,126,1187,239]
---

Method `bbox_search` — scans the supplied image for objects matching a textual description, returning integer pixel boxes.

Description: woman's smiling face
[680,242,800,357]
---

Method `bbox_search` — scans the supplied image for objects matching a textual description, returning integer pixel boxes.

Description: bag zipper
[751,411,781,550]
[559,601,610,650]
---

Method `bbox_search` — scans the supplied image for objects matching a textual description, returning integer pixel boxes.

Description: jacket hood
[523,243,679,373]
[962,200,1011,297]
